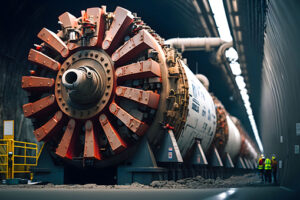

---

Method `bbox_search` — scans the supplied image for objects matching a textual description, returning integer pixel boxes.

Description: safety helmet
[272,156,275,160]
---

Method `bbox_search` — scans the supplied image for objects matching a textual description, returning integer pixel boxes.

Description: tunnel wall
[260,0,300,189]
[0,1,42,143]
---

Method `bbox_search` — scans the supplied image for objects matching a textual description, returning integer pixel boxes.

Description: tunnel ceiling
[0,0,266,144]
[224,0,267,134]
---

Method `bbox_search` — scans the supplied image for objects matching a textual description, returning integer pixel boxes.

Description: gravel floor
[150,173,263,189]
[0,173,267,190]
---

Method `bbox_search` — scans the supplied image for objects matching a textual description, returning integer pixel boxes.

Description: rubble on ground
[0,173,262,189]
[150,173,262,189]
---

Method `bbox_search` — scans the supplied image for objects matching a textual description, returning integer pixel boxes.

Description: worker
[257,154,264,182]
[264,156,272,183]
[271,155,278,184]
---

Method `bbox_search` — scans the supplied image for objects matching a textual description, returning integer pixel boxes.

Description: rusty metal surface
[84,120,102,160]
[34,111,64,142]
[56,119,77,159]
[21,5,170,166]
[163,51,189,140]
[38,28,69,57]
[58,8,107,51]
[22,95,56,117]
[55,49,114,119]
[67,41,81,51]
[28,49,60,71]
[58,12,78,29]
[87,7,106,47]
[111,29,156,65]
[21,76,54,91]
[109,102,149,136]
[116,86,160,109]
[99,114,127,153]
[102,6,134,52]
[115,59,161,81]
[211,95,229,154]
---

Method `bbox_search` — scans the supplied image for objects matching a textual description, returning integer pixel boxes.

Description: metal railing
[0,139,38,179]
[0,140,9,178]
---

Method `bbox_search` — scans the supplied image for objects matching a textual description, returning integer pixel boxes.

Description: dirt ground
[0,173,268,190]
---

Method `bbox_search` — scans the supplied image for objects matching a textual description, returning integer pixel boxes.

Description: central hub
[55,49,114,119]
[62,66,103,105]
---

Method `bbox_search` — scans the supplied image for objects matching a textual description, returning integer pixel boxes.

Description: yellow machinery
[0,120,40,180]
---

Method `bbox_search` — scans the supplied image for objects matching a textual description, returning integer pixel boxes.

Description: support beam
[190,140,208,165]
[156,130,183,163]
[117,137,167,185]
[236,156,246,169]
[224,152,234,168]
[210,146,223,167]
[243,158,250,169]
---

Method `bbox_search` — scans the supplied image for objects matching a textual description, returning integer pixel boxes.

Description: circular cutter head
[22,6,167,166]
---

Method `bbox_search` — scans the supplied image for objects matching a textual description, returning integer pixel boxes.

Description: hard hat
[272,156,275,160]
[260,154,264,157]
[262,155,265,159]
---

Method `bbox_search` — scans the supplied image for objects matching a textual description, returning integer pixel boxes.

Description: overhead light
[245,105,251,112]
[232,0,238,12]
[240,88,247,93]
[244,102,251,109]
[248,115,254,121]
[235,76,246,89]
[237,31,242,41]
[208,0,264,153]
[240,88,247,96]
[235,15,240,27]
[230,62,241,75]
[226,47,238,61]
[246,108,253,115]
[192,0,201,14]
[208,0,232,42]
[202,0,210,12]
[242,94,249,102]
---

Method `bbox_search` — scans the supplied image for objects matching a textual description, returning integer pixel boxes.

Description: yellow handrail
[0,139,38,179]
[37,143,45,161]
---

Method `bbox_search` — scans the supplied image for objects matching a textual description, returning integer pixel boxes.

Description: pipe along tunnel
[18,5,259,184]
